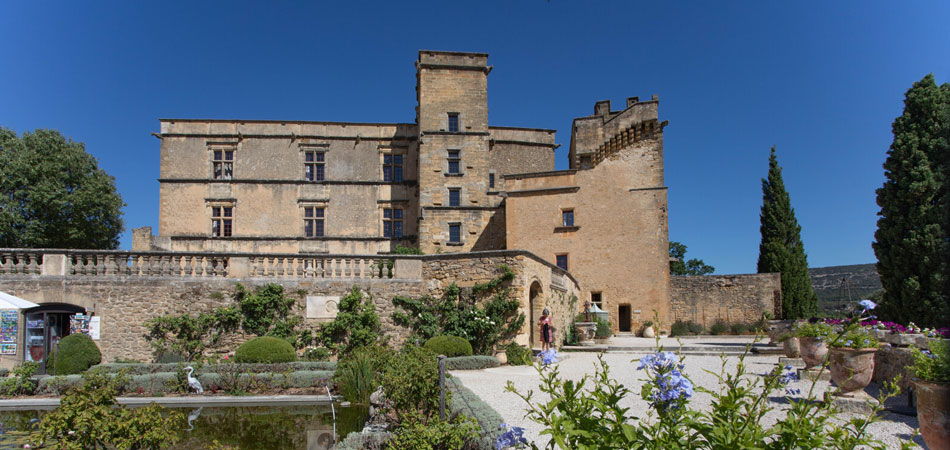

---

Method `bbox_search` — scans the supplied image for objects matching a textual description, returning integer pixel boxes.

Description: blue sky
[1,1,948,274]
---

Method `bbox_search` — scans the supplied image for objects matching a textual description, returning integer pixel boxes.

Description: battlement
[417,50,489,69]
[569,94,666,170]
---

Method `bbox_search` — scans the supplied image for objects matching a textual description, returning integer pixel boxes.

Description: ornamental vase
[642,326,655,339]
[494,349,507,365]
[783,337,801,358]
[799,337,828,369]
[914,380,950,450]
[828,347,877,394]
[767,320,795,345]
[574,322,597,346]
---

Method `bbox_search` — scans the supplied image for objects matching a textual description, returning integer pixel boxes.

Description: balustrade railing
[66,252,229,277]
[0,250,43,275]
[248,255,393,279]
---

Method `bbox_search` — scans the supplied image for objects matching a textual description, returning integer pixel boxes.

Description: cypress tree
[757,147,819,319]
[873,74,949,327]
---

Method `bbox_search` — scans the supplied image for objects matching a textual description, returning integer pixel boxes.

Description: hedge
[444,356,500,371]
[447,378,505,450]
[88,361,337,375]
[36,370,335,396]
[52,334,102,375]
[235,336,297,363]
[424,335,473,357]
[336,430,392,450]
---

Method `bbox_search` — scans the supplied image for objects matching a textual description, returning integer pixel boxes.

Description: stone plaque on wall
[306,296,340,319]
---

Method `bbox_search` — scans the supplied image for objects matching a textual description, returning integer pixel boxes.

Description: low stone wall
[670,273,781,329]
[873,346,915,392]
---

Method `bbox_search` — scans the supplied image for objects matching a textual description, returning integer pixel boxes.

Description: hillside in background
[808,263,882,313]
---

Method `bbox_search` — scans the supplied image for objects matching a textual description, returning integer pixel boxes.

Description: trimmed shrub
[445,356,500,371]
[234,336,296,363]
[505,343,531,366]
[730,323,749,335]
[447,378,505,449]
[37,375,83,395]
[381,345,443,422]
[709,320,728,336]
[88,361,336,375]
[671,320,705,337]
[336,430,392,450]
[595,318,611,338]
[424,335,473,357]
[53,334,102,375]
[687,321,704,335]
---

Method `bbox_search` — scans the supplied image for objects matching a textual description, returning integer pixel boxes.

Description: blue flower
[540,349,559,365]
[779,369,799,385]
[638,351,693,412]
[495,423,528,449]
[858,299,877,311]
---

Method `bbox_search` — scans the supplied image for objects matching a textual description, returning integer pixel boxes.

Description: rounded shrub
[423,335,473,357]
[234,336,297,363]
[53,333,102,375]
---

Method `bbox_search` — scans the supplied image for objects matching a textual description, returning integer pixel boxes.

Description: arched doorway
[529,281,543,349]
[24,303,86,374]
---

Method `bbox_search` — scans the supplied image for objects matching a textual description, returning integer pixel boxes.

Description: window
[447,150,460,174]
[212,150,233,180]
[383,208,403,238]
[211,206,233,237]
[449,223,461,243]
[383,154,403,182]
[304,151,326,181]
[304,206,325,237]
[448,188,461,207]
[556,254,568,271]
[591,292,603,309]
[448,113,459,132]
[489,173,495,189]
[562,209,574,227]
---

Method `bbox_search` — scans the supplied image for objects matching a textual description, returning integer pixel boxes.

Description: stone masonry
[670,273,782,329]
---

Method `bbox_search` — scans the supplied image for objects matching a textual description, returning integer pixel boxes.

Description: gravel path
[451,352,926,449]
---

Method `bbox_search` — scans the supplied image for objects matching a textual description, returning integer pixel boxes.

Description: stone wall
[670,273,781,329]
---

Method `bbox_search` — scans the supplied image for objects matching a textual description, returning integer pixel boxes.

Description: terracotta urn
[642,326,655,339]
[828,347,877,394]
[783,337,801,358]
[574,322,597,346]
[914,380,950,450]
[799,337,828,369]
[494,349,507,365]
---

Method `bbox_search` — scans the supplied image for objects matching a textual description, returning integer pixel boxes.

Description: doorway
[24,304,85,374]
[529,281,543,349]
[618,305,631,332]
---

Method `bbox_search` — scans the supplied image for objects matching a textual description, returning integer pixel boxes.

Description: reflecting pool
[0,404,368,449]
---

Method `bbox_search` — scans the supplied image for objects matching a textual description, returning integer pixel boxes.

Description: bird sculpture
[185,407,203,432]
[185,366,203,394]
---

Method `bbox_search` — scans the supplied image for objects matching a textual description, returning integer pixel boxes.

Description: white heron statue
[185,366,203,394]
[185,407,203,432]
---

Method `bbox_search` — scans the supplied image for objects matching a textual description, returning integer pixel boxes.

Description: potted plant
[794,322,833,369]
[573,313,597,346]
[641,320,655,339]
[594,319,612,344]
[910,338,950,449]
[828,328,879,394]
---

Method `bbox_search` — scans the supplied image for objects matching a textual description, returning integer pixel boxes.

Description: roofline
[489,125,557,133]
[159,118,414,127]
[418,49,489,57]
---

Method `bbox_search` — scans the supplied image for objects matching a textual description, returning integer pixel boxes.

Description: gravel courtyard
[451,345,926,448]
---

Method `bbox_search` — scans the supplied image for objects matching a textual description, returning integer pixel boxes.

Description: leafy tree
[873,74,949,327]
[757,147,818,319]
[0,127,124,249]
[235,283,300,339]
[669,241,715,275]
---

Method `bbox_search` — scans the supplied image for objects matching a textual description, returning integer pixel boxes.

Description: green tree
[669,241,715,275]
[0,127,124,249]
[873,74,949,327]
[757,147,818,319]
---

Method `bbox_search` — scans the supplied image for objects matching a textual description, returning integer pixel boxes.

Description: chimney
[594,100,611,117]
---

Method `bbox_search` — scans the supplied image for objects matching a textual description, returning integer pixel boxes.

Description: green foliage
[0,127,124,249]
[145,306,241,361]
[730,323,749,334]
[446,378,506,449]
[52,333,102,375]
[911,339,950,383]
[235,283,302,341]
[234,336,297,363]
[793,321,834,339]
[317,286,382,355]
[874,74,950,328]
[333,345,393,404]
[424,335,474,357]
[669,241,715,275]
[670,320,702,337]
[505,343,532,366]
[89,361,336,375]
[392,245,424,255]
[303,347,331,361]
[381,345,445,423]
[0,362,38,396]
[392,265,524,355]
[595,318,612,338]
[387,415,481,450]
[829,328,879,349]
[30,370,184,449]
[444,355,501,371]
[757,146,819,319]
[709,320,728,336]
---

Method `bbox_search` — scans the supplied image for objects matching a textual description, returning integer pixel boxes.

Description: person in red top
[539,308,554,351]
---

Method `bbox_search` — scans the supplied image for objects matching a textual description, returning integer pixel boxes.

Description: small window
[555,254,568,271]
[211,206,233,237]
[304,206,325,237]
[305,151,326,181]
[591,292,603,309]
[448,188,461,207]
[448,113,459,132]
[562,210,574,227]
[447,150,460,174]
[212,150,234,180]
[489,173,495,189]
[383,208,404,238]
[383,154,404,182]
[449,223,461,243]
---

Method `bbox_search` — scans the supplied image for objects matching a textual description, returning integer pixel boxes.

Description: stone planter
[916,337,950,351]
[870,329,887,340]
[799,337,829,369]
[828,347,877,394]
[494,349,507,365]
[887,333,923,346]
[783,337,801,358]
[914,380,950,450]
[594,338,609,345]
[642,326,655,339]
[574,322,597,346]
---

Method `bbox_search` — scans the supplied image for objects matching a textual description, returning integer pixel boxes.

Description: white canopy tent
[0,292,40,310]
